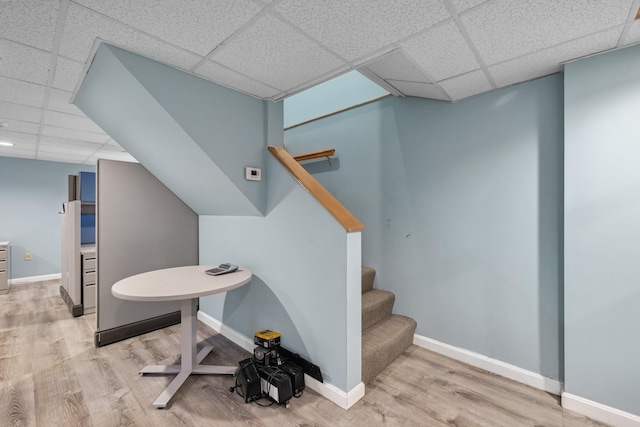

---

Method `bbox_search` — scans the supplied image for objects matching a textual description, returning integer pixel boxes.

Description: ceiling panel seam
[190,2,276,72]
[35,0,70,161]
[492,23,625,71]
[69,1,208,58]
[266,10,353,64]
[441,0,497,90]
[198,60,282,94]
[616,0,640,46]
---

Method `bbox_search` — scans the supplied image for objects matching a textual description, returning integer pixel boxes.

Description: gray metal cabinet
[0,241,9,294]
[81,249,96,314]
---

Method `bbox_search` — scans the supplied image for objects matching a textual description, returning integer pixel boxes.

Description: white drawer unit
[81,250,97,314]
[0,241,9,294]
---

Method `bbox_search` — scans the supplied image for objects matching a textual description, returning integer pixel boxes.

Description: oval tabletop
[112,265,252,302]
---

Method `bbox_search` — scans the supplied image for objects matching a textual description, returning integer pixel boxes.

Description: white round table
[112,265,252,408]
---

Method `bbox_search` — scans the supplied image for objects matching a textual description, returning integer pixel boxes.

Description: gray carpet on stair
[361,266,375,293]
[362,314,417,384]
[362,289,395,331]
[361,267,417,384]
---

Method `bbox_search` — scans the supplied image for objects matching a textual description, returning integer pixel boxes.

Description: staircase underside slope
[74,43,267,216]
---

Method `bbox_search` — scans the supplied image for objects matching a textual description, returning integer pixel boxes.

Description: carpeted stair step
[362,289,395,331]
[362,314,417,384]
[362,267,375,293]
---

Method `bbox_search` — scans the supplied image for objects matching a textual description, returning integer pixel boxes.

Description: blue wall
[199,154,362,392]
[281,100,394,271]
[284,70,388,128]
[564,44,640,415]
[285,74,564,381]
[79,171,95,245]
[0,157,95,279]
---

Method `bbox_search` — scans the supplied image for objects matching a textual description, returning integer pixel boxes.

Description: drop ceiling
[1,0,639,165]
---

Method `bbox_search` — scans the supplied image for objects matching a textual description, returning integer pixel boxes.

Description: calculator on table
[205,263,239,276]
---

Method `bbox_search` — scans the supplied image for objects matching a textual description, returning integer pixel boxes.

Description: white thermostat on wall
[245,167,262,181]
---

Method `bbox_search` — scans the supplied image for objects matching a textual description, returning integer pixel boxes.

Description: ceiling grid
[0,0,638,164]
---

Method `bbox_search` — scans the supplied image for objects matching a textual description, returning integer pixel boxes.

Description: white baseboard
[197,310,364,409]
[304,375,365,410]
[197,311,254,352]
[9,273,62,286]
[562,393,640,427]
[413,334,562,395]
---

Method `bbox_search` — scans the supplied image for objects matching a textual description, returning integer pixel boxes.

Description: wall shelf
[293,149,336,164]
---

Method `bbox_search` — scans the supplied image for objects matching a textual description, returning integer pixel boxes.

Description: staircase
[361,266,417,384]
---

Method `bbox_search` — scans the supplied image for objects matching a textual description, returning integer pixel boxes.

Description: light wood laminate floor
[1,280,608,427]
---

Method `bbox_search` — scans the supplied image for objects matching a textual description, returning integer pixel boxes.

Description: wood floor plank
[0,374,36,427]
[0,280,614,427]
[85,388,151,427]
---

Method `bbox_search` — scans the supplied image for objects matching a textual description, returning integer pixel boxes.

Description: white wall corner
[562,393,640,427]
[197,310,365,410]
[413,334,562,395]
[9,273,62,286]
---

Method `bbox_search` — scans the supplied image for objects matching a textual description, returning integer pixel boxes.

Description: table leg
[141,298,236,408]
[139,345,214,374]
[153,371,191,409]
[181,298,197,371]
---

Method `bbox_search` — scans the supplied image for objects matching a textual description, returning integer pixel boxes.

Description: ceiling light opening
[0,141,15,147]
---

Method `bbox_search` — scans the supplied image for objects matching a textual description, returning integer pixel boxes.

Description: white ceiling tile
[439,69,492,101]
[212,13,344,91]
[402,20,480,81]
[0,76,45,107]
[0,129,38,145]
[490,26,621,88]
[195,60,280,99]
[42,125,110,144]
[0,0,59,51]
[0,101,42,123]
[97,143,126,153]
[624,21,640,45]
[37,151,91,163]
[386,80,451,101]
[364,50,432,83]
[45,110,105,134]
[48,88,86,116]
[0,147,37,160]
[450,0,489,13]
[0,118,39,134]
[275,0,450,61]
[38,143,99,155]
[52,56,85,92]
[74,0,265,56]
[0,39,51,84]
[59,3,202,69]
[461,0,632,65]
[104,139,121,148]
[91,150,137,163]
[40,136,102,150]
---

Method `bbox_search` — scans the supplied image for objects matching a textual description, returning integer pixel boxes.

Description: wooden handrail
[268,146,365,233]
[293,149,335,163]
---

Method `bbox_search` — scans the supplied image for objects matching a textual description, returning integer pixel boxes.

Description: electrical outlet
[24,252,32,261]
